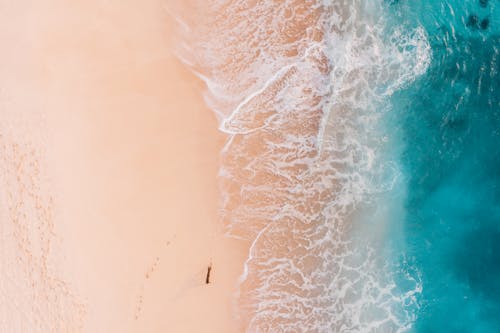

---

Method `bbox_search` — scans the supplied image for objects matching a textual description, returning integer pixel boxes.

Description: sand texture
[0,1,248,332]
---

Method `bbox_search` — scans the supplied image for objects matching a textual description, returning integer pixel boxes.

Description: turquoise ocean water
[385,0,500,331]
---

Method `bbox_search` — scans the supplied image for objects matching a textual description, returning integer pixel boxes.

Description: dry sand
[0,1,249,332]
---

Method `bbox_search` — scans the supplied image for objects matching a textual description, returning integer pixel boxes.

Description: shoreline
[1,1,249,332]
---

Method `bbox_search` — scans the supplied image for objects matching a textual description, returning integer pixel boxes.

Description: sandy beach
[2,0,491,332]
[0,1,249,332]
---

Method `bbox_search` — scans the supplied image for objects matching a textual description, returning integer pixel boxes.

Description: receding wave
[170,0,430,331]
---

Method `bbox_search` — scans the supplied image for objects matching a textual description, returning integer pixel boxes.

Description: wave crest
[170,0,429,331]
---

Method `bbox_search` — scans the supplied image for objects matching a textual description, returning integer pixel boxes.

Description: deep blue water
[387,0,500,331]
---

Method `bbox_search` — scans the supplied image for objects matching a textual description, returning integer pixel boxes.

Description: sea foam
[171,0,430,331]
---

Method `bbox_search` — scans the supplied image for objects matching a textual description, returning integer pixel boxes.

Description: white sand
[0,1,249,332]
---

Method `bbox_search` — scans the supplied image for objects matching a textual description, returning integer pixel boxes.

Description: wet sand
[0,1,248,332]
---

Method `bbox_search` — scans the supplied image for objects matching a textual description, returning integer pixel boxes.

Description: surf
[170,0,430,331]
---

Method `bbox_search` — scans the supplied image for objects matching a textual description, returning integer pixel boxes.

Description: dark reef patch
[467,14,479,29]
[480,18,490,30]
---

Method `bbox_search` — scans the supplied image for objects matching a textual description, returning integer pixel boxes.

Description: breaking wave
[171,0,430,331]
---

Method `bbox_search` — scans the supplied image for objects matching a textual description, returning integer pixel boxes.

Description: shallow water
[173,0,499,331]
